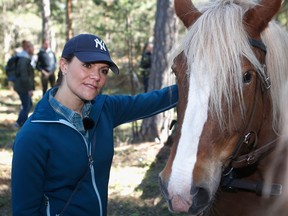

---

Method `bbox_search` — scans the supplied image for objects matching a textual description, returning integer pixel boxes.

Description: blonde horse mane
[261,22,288,132]
[173,0,288,130]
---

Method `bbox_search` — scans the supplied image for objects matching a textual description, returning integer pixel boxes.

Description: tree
[89,0,158,142]
[41,0,51,40]
[139,0,178,142]
[66,0,73,40]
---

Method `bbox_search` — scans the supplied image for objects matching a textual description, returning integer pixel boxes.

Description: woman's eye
[83,63,92,68]
[243,71,252,83]
[101,69,109,75]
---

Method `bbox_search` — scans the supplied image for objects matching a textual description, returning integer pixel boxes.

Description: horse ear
[244,0,282,37]
[174,0,202,28]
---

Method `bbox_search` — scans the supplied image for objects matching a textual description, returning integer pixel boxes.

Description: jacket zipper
[88,140,103,216]
[44,194,51,216]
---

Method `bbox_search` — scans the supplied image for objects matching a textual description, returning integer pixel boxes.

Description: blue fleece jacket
[11,85,178,216]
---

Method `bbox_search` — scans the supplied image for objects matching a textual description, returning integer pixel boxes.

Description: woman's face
[60,56,109,102]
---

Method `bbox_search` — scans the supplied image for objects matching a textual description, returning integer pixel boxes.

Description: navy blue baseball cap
[61,34,119,75]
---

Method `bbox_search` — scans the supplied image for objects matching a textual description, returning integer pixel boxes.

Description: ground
[0,89,184,216]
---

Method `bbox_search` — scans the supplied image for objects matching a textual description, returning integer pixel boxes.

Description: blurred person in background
[139,41,153,92]
[36,39,57,96]
[13,40,35,128]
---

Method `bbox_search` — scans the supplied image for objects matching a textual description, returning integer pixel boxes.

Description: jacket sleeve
[12,129,48,215]
[106,84,178,127]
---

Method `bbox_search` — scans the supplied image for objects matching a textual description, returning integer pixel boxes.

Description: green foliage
[93,0,103,5]
[88,0,155,74]
[0,0,38,11]
[1,0,286,91]
[276,1,288,27]
[0,0,157,92]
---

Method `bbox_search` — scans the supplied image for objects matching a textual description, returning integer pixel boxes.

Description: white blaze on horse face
[168,62,211,197]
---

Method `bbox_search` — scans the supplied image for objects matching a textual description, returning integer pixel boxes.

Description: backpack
[5,55,20,82]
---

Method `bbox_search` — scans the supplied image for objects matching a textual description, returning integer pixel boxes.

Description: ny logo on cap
[94,39,107,51]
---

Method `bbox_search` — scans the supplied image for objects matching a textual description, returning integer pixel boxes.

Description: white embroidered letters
[94,39,107,51]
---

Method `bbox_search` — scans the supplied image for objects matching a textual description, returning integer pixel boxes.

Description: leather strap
[231,138,279,168]
[249,38,267,54]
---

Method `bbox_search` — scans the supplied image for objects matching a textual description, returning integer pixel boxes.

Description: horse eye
[243,71,252,83]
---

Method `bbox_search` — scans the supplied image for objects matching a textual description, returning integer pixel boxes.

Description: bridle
[221,38,282,196]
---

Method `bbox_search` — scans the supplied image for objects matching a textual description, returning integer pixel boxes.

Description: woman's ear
[60,58,68,74]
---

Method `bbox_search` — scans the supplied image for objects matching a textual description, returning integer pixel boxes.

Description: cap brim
[75,52,119,75]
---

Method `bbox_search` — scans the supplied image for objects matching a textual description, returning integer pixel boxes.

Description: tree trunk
[66,0,73,40]
[41,0,51,40]
[140,0,178,143]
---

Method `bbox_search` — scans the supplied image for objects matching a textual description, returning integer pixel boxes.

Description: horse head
[159,0,284,215]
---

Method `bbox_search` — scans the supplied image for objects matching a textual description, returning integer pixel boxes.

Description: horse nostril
[189,186,210,215]
[190,185,199,195]
[196,187,210,205]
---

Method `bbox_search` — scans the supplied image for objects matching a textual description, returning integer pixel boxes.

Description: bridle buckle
[246,154,256,165]
[259,64,271,90]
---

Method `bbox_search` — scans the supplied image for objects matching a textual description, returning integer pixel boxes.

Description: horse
[158,0,288,215]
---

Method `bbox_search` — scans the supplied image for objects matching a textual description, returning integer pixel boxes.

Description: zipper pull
[44,194,49,206]
[88,155,94,166]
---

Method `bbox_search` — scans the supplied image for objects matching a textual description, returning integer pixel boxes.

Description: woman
[11,34,178,216]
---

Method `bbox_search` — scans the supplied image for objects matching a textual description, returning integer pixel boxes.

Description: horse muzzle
[158,174,210,215]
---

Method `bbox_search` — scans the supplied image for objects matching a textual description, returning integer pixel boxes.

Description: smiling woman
[55,34,118,104]
[11,33,178,216]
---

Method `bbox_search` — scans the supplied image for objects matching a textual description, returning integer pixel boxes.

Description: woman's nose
[90,70,101,80]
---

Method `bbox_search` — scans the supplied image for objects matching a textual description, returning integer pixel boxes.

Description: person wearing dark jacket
[11,34,178,216]
[13,40,35,127]
[36,39,57,96]
[140,42,153,92]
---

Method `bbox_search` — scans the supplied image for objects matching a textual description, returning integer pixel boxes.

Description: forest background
[1,0,288,141]
[1,0,288,215]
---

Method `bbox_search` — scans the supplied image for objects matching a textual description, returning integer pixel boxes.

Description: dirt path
[0,89,42,125]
